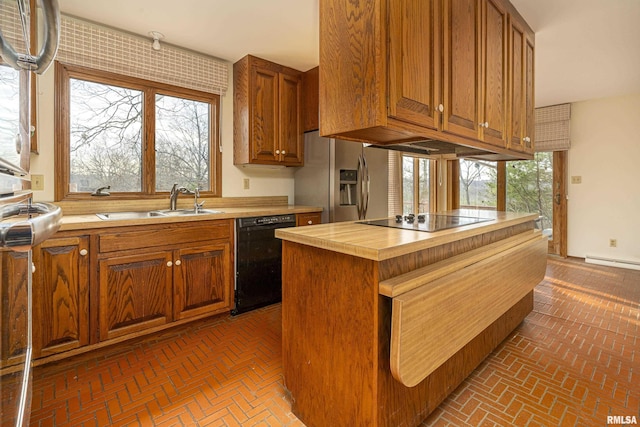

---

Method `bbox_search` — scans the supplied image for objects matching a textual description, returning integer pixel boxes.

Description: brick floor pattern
[29,257,639,427]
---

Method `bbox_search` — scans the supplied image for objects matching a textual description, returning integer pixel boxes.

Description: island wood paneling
[389,234,547,387]
[281,236,539,427]
[282,241,379,426]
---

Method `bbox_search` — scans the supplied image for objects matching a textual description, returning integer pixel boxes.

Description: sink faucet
[169,183,204,211]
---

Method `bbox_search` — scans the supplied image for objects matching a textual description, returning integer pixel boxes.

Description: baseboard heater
[585,255,640,271]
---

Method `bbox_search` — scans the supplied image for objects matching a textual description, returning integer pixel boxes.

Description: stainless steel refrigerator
[294,131,388,223]
[1,1,61,426]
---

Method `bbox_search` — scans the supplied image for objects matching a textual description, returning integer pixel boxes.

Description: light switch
[571,176,582,184]
[32,174,44,190]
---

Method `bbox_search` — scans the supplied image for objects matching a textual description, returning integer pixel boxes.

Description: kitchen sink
[96,209,224,220]
[96,211,166,220]
[152,208,224,216]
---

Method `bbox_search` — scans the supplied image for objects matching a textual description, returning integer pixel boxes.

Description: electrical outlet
[609,239,617,248]
[243,178,250,190]
[571,176,582,184]
[32,174,44,191]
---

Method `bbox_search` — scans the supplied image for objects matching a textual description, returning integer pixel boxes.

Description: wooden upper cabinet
[442,0,481,140]
[507,11,534,153]
[388,0,440,130]
[302,66,320,132]
[234,55,303,166]
[480,0,508,147]
[318,0,534,159]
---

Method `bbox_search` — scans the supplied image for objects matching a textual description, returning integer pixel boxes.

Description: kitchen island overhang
[276,211,547,427]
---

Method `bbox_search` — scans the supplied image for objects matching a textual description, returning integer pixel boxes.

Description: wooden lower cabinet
[0,250,30,369]
[173,242,233,321]
[32,236,90,358]
[296,212,322,226]
[99,251,174,340]
[98,220,234,342]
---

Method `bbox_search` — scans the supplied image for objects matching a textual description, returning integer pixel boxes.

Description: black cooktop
[358,214,492,232]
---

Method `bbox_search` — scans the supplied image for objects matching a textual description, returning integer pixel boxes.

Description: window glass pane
[418,158,430,213]
[0,65,20,161]
[459,159,497,209]
[155,94,210,192]
[69,79,143,192]
[506,152,553,238]
[402,156,414,215]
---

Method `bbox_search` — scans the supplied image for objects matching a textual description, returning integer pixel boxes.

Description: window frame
[54,62,222,201]
[400,154,437,215]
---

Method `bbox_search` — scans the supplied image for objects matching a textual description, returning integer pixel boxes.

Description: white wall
[30,62,295,203]
[568,93,640,263]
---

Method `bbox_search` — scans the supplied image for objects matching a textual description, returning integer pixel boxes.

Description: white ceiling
[59,0,640,108]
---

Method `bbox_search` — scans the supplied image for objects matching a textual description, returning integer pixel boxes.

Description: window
[458,159,497,209]
[0,64,20,161]
[506,152,553,236]
[56,63,221,200]
[402,155,432,215]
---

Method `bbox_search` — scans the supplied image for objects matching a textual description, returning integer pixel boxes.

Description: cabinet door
[297,212,322,226]
[99,251,173,340]
[442,0,482,140]
[388,0,440,130]
[250,64,279,162]
[32,236,89,358]
[0,250,29,368]
[480,0,508,147]
[523,32,535,153]
[507,16,525,152]
[279,71,303,165]
[173,242,233,321]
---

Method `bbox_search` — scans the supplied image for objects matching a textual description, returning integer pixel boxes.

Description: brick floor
[29,256,640,426]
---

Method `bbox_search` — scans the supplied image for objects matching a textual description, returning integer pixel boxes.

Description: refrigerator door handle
[0,202,62,251]
[357,153,370,220]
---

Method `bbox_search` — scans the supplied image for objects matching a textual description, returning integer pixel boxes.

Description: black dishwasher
[232,214,297,315]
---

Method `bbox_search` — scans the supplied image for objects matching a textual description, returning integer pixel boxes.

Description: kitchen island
[275,210,547,427]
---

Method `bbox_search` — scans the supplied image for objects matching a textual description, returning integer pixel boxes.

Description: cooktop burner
[358,214,492,232]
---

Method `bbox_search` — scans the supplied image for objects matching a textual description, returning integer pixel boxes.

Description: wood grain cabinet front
[296,212,322,226]
[319,0,533,158]
[0,249,30,369]
[32,236,90,358]
[234,55,304,166]
[97,220,234,342]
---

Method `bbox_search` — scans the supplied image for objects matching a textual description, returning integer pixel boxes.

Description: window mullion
[143,89,156,194]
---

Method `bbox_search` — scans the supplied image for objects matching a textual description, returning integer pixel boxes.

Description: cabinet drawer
[99,220,232,253]
[297,212,322,226]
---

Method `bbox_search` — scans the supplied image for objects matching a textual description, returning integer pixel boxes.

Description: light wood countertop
[275,210,539,261]
[58,205,322,231]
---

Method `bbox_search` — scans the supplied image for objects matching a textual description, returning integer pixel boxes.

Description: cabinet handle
[478,122,484,128]
[307,220,313,225]
[175,259,181,266]
[32,263,36,273]
[523,136,531,143]
[79,249,88,256]
[276,149,280,155]
[281,150,286,155]
[438,104,444,113]
[484,122,489,128]
[167,261,173,267]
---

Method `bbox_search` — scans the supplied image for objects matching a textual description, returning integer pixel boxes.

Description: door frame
[549,151,568,257]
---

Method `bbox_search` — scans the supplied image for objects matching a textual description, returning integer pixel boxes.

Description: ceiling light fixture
[149,31,164,51]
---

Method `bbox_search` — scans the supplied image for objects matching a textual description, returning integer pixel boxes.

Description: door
[250,64,279,162]
[480,0,507,147]
[32,236,90,358]
[99,251,173,340]
[173,243,232,320]
[442,0,481,140]
[549,151,567,256]
[388,0,440,130]
[278,71,303,165]
[507,15,525,152]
